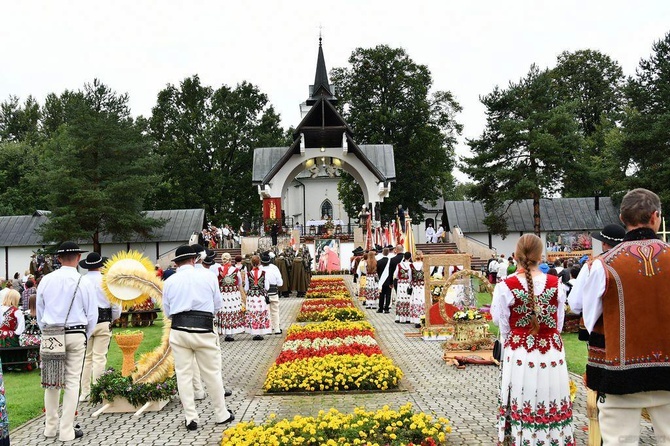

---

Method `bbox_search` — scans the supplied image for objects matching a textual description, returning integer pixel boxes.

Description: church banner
[263,198,281,224]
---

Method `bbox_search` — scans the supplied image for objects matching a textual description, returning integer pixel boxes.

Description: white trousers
[44,332,86,441]
[598,390,670,445]
[268,293,280,333]
[79,322,112,400]
[169,329,230,424]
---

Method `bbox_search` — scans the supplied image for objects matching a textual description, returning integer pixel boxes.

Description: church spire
[307,36,336,105]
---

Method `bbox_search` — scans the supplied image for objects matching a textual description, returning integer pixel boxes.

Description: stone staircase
[414,242,488,272]
[213,247,242,263]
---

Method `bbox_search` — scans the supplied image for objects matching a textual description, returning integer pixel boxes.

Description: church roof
[0,209,205,247]
[445,197,620,233]
[307,37,335,104]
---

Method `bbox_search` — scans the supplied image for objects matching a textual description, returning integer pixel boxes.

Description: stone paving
[11,275,656,445]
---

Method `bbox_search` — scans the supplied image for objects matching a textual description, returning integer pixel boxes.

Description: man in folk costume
[568,222,625,445]
[163,245,234,430]
[577,189,670,444]
[378,245,404,314]
[292,247,308,298]
[276,251,291,298]
[36,241,97,441]
[260,252,284,335]
[78,253,121,403]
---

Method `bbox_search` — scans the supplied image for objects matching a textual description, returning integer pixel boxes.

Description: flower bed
[306,277,350,299]
[221,403,450,445]
[297,306,365,322]
[265,321,402,393]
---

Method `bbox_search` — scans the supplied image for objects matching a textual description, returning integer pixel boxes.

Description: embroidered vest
[587,239,670,394]
[410,264,424,285]
[504,274,563,354]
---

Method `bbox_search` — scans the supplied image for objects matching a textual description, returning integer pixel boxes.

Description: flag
[395,218,404,247]
[389,222,397,246]
[404,215,415,256]
[365,215,373,251]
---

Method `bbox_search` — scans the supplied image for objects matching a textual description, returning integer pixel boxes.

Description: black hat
[79,252,107,269]
[191,244,206,254]
[260,252,271,264]
[353,246,364,255]
[203,255,216,266]
[591,224,626,246]
[173,245,198,262]
[56,241,87,255]
[205,248,215,258]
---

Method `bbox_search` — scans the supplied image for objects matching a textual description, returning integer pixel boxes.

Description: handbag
[406,285,413,295]
[41,276,81,388]
[493,338,503,363]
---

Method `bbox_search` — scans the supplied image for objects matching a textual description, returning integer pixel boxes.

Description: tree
[622,31,670,206]
[552,50,627,197]
[148,75,287,228]
[330,45,462,221]
[34,80,163,253]
[0,95,41,144]
[0,141,41,214]
[462,65,582,236]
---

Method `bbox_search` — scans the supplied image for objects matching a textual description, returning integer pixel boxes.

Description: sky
[2,1,669,181]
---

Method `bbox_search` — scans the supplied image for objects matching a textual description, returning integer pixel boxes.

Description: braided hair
[514,234,544,335]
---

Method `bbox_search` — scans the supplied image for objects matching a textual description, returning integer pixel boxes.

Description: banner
[263,198,281,223]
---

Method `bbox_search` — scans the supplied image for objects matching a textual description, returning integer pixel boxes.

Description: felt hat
[190,244,207,262]
[79,252,107,269]
[352,246,364,256]
[260,252,271,264]
[173,245,198,262]
[56,241,87,255]
[203,255,216,266]
[591,224,625,246]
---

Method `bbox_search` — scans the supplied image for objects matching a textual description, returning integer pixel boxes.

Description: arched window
[321,200,333,219]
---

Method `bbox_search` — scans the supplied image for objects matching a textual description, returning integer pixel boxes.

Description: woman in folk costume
[356,253,367,301]
[394,252,413,323]
[491,234,574,445]
[0,289,25,368]
[244,255,271,340]
[364,251,379,309]
[216,253,246,342]
[409,250,425,328]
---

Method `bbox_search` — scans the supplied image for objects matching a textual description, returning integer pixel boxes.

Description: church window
[321,200,333,219]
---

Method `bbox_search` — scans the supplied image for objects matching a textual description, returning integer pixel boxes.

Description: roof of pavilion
[444,197,621,233]
[0,209,205,247]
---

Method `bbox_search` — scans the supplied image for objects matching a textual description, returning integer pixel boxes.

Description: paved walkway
[11,276,655,444]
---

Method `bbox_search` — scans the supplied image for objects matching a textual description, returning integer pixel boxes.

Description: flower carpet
[222,403,451,446]
[263,278,403,393]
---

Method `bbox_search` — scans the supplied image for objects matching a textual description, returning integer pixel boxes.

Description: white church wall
[285,177,352,230]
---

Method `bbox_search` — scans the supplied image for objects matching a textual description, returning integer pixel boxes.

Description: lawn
[5,319,165,430]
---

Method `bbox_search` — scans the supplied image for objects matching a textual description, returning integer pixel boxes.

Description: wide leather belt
[65,325,86,331]
[171,310,214,333]
[98,307,113,323]
[268,285,278,294]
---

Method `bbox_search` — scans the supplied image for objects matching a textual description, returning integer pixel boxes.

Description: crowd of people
[1,188,669,445]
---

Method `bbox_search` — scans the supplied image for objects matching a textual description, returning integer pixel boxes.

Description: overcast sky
[2,1,669,180]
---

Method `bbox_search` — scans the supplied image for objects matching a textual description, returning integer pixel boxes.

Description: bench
[0,345,40,369]
[113,309,162,328]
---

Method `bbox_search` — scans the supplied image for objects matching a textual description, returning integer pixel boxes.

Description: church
[252,38,396,238]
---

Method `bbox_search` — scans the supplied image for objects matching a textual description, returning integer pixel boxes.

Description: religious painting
[315,239,341,273]
[422,254,472,339]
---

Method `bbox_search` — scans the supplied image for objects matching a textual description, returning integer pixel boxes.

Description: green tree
[622,31,670,206]
[0,95,41,144]
[148,75,287,228]
[330,45,462,221]
[462,65,582,236]
[552,49,627,197]
[35,80,163,253]
[0,141,41,214]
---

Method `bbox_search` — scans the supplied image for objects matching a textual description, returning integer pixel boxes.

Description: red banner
[263,198,281,223]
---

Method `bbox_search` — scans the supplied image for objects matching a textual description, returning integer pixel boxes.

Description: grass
[4,319,165,430]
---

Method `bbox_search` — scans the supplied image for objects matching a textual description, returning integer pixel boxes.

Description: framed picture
[423,254,472,333]
[314,238,340,272]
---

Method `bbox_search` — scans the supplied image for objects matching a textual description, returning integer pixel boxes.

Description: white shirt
[497,259,509,279]
[425,227,436,241]
[82,271,122,321]
[0,305,24,335]
[37,265,98,339]
[162,264,223,318]
[491,274,566,339]
[567,259,606,333]
[393,260,412,281]
[260,263,283,287]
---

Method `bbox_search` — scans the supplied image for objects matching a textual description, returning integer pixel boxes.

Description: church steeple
[306,37,336,105]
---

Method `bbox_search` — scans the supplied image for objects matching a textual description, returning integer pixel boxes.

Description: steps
[213,248,242,263]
